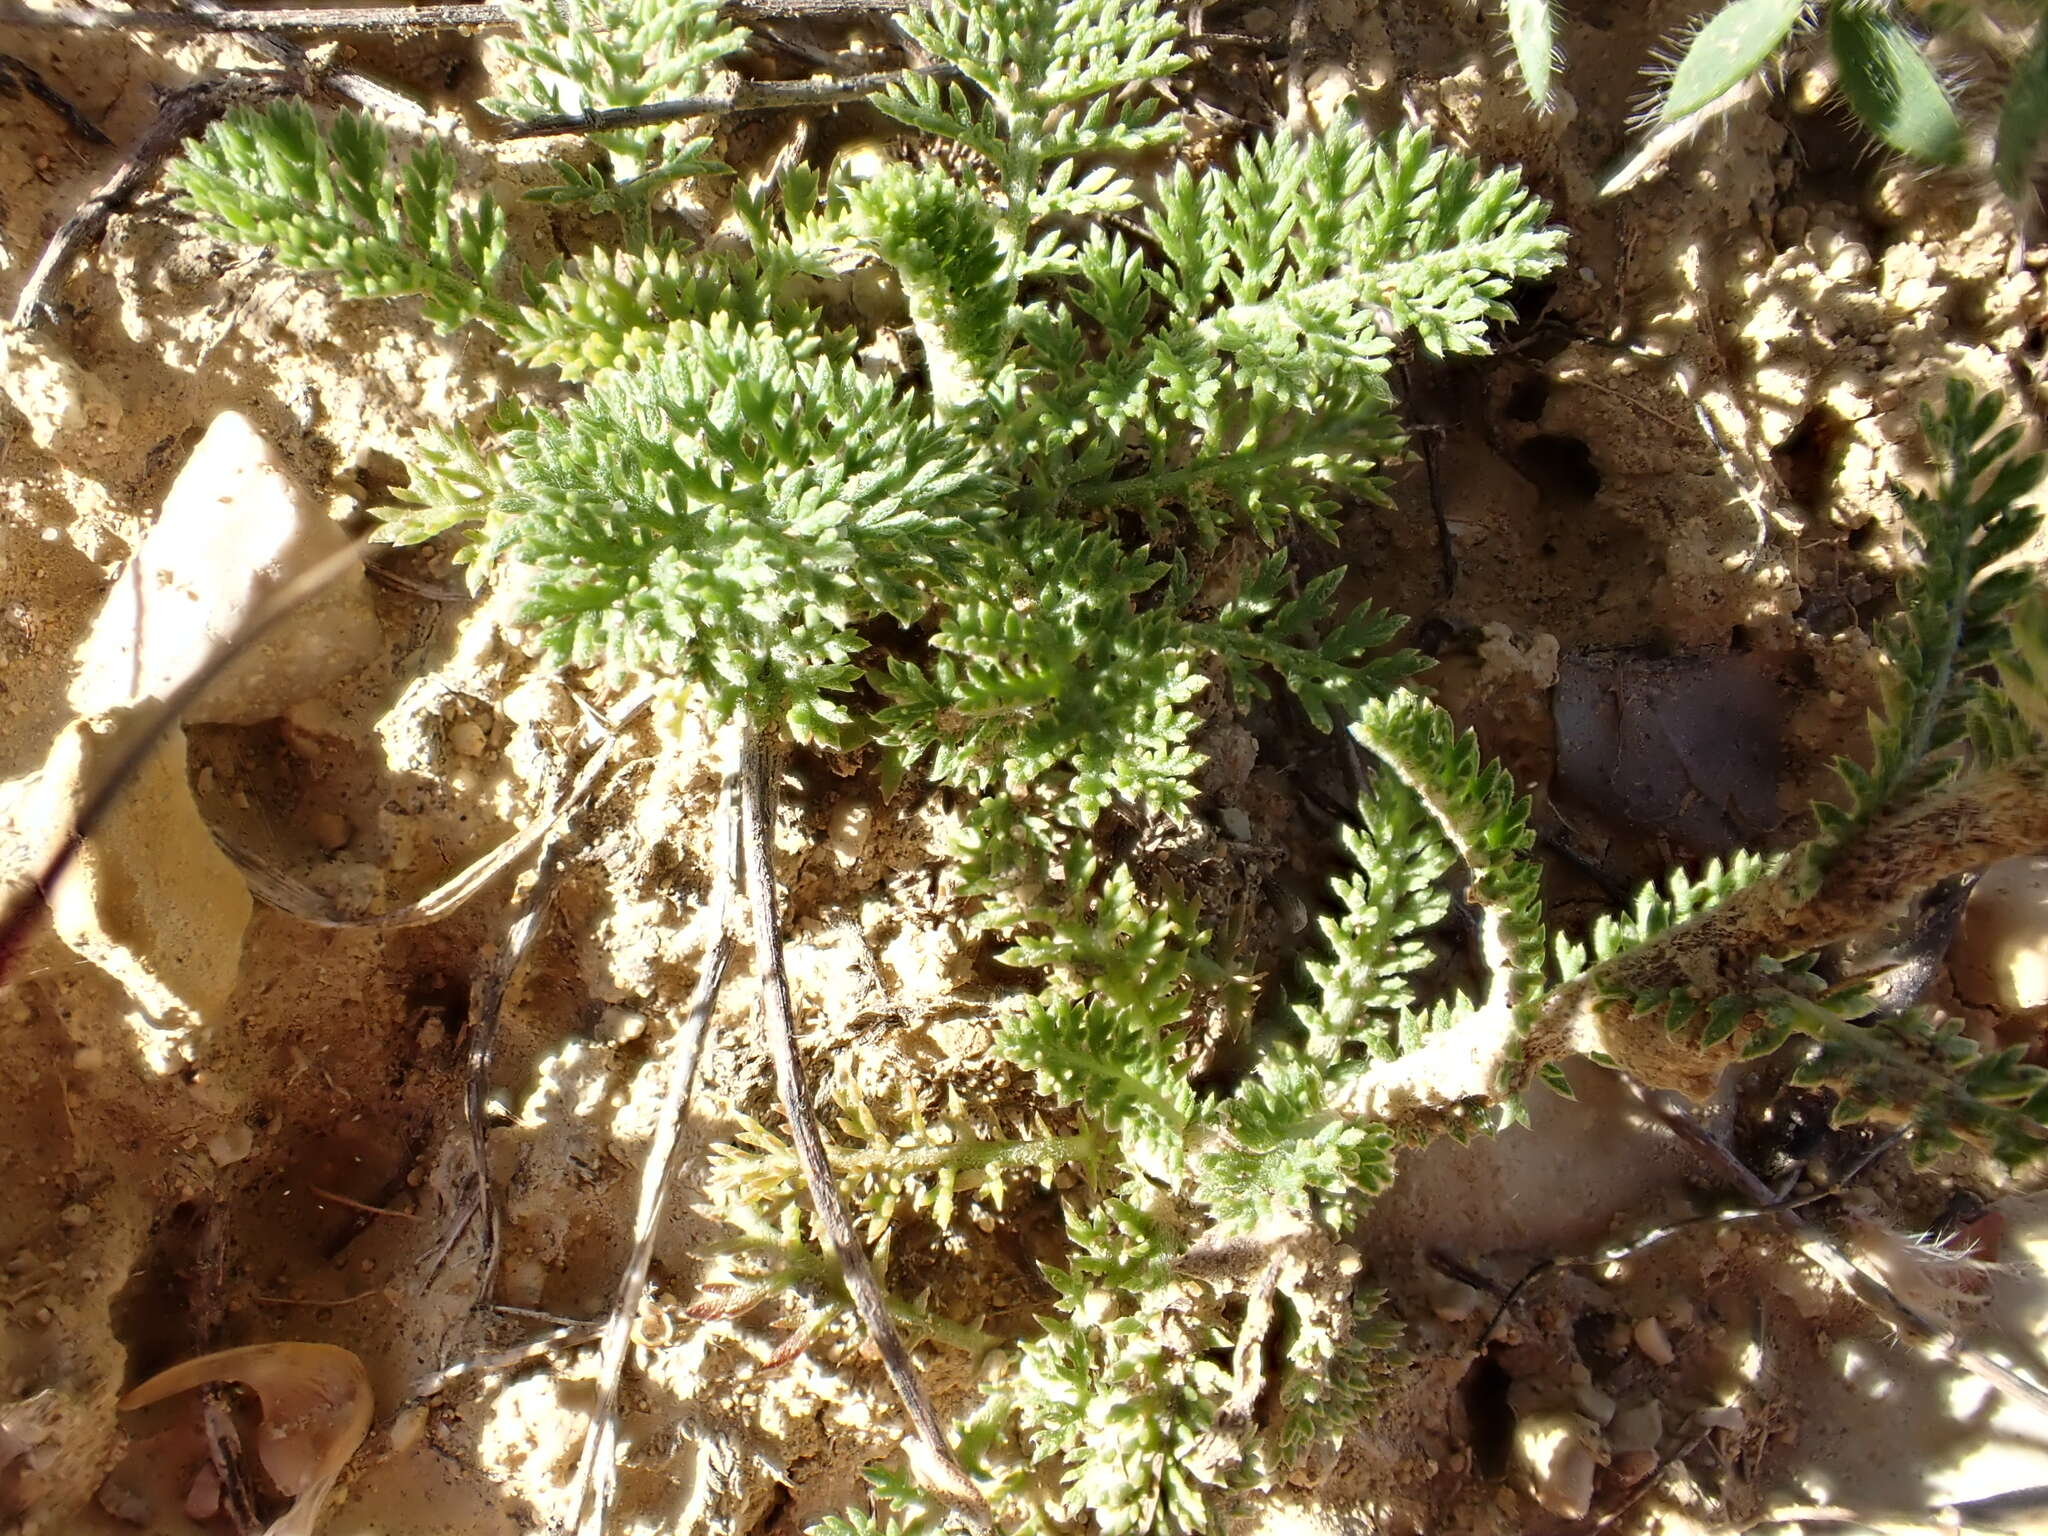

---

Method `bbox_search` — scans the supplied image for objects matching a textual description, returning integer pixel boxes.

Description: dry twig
[498,63,945,137]
[737,732,986,1522]
[8,72,280,330]
[462,838,574,1298]
[0,0,902,26]
[0,52,109,142]
[1636,1084,2048,1424]
[570,758,742,1536]
[171,0,428,119]
[409,1318,602,1399]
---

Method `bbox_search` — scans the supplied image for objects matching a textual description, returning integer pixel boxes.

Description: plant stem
[0,53,109,142]
[498,65,947,137]
[0,0,902,30]
[829,1128,1097,1182]
[571,764,741,1536]
[9,73,283,331]
[1337,754,2048,1135]
[738,729,988,1524]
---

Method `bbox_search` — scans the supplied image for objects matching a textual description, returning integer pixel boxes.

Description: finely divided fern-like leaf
[488,318,1002,741]
[1996,588,2048,743]
[501,239,815,382]
[1013,1202,1235,1536]
[993,868,1205,1180]
[1197,1046,1394,1232]
[1197,557,1426,730]
[876,0,1184,283]
[1797,380,2045,895]
[488,0,746,190]
[1061,121,1564,542]
[847,164,1013,413]
[1554,849,1777,981]
[1296,776,1455,1061]
[1781,987,2048,1167]
[171,102,514,334]
[1351,691,1548,1093]
[873,521,1207,827]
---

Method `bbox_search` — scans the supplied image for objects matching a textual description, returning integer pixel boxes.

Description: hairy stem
[1340,755,2048,1136]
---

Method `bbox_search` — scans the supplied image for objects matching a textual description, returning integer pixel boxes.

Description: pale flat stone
[1953,857,2048,1013]
[69,411,380,726]
[29,708,252,1037]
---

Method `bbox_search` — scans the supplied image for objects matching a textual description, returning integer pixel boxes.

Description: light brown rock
[0,333,122,453]
[69,411,380,726]
[1513,1410,1601,1521]
[29,708,252,1040]
[1953,857,2048,1013]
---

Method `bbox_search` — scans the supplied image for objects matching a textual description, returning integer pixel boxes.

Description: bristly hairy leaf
[1504,0,1558,107]
[1998,22,2048,200]
[1828,1,1962,166]
[1657,0,1808,125]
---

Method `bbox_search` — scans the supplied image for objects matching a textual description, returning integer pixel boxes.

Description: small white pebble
[71,1046,104,1073]
[1514,1411,1598,1520]
[447,721,488,757]
[1608,1399,1663,1455]
[1428,1277,1482,1323]
[599,1006,647,1045]
[387,1404,429,1455]
[1633,1316,1675,1365]
[60,1204,92,1228]
[207,1124,255,1166]
[827,799,873,868]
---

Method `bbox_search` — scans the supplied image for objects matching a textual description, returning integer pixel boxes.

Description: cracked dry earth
[6,2,2048,1534]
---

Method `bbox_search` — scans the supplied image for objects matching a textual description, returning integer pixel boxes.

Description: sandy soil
[4,2,2048,1534]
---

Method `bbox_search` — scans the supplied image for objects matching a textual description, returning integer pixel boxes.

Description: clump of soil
[4,3,2048,1535]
